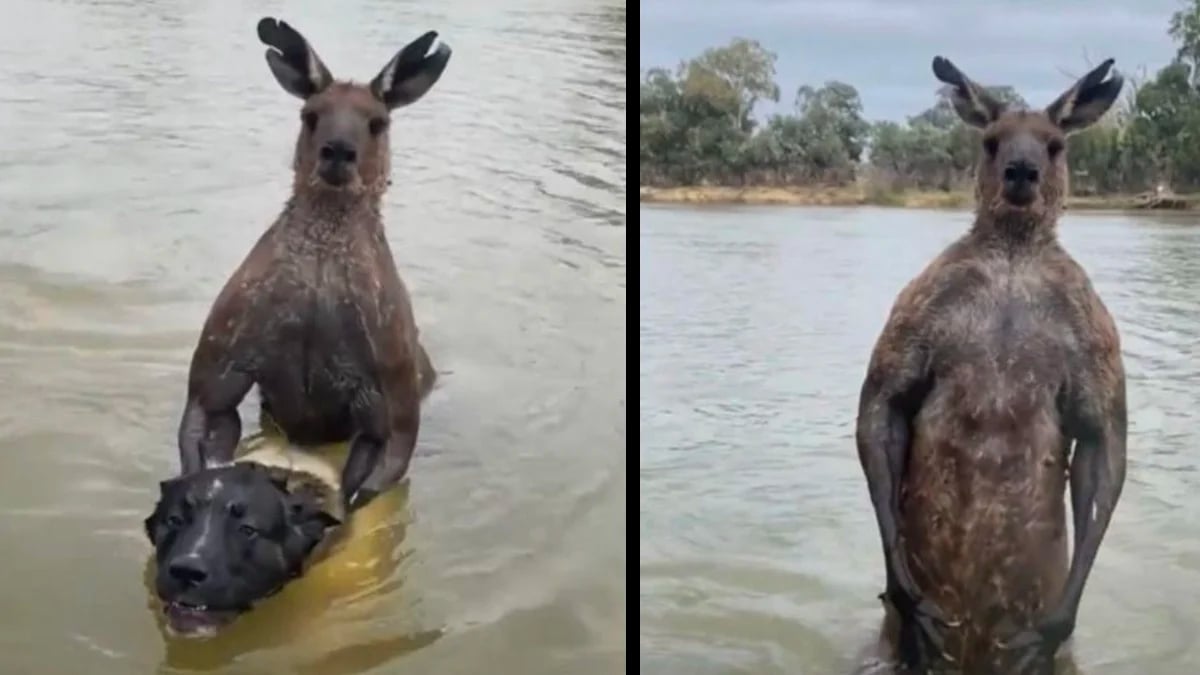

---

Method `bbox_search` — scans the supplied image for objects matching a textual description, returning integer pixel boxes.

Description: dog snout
[168,557,210,589]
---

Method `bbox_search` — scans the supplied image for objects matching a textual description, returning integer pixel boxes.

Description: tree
[639,69,688,184]
[1124,61,1200,188]
[640,24,1200,197]
[1169,0,1200,85]
[681,38,780,133]
[795,81,870,162]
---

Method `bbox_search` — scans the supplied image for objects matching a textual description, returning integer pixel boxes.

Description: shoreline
[639,185,1199,211]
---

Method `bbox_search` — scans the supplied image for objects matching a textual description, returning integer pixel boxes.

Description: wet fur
[177,18,449,508]
[857,58,1127,674]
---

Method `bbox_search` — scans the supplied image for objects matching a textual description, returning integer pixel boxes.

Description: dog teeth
[167,602,209,612]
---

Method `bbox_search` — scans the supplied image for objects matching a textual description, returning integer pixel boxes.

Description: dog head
[143,462,341,637]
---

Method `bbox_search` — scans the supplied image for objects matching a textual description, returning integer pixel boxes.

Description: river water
[641,205,1200,674]
[0,1,626,673]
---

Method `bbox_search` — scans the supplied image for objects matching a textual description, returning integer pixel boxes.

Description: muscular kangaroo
[857,57,1127,674]
[177,18,450,510]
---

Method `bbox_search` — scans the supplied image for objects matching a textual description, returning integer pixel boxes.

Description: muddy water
[641,205,1200,675]
[0,1,626,673]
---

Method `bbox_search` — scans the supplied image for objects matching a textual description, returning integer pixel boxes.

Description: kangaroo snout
[317,139,357,186]
[319,140,357,165]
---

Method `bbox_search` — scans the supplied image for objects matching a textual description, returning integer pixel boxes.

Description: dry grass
[639,185,1199,211]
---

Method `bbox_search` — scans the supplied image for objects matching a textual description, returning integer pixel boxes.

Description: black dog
[144,451,342,637]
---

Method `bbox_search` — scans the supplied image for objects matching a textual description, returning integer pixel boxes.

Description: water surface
[0,1,627,673]
[641,205,1200,674]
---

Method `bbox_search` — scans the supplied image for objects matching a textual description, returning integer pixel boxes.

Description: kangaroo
[856,57,1127,675]
[176,18,450,511]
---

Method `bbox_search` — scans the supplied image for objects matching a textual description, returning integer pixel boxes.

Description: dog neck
[230,444,346,525]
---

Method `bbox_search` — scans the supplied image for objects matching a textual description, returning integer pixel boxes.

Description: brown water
[641,205,1200,675]
[0,1,627,673]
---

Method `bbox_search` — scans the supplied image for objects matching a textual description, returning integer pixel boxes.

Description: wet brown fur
[856,58,1127,674]
[177,19,451,509]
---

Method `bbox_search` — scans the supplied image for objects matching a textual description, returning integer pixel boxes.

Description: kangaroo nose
[1003,161,1039,185]
[319,140,357,164]
[168,558,210,588]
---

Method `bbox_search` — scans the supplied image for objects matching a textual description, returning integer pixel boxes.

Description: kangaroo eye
[165,515,184,529]
[983,137,999,156]
[238,524,259,539]
[368,117,389,136]
[1047,139,1064,158]
[301,111,318,131]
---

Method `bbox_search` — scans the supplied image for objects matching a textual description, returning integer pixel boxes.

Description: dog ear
[145,478,184,543]
[308,509,342,529]
[281,499,341,575]
[284,489,342,559]
[288,493,342,530]
[158,477,184,495]
[143,511,159,543]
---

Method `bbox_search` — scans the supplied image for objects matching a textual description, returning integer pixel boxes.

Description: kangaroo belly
[258,378,356,445]
[900,391,1070,666]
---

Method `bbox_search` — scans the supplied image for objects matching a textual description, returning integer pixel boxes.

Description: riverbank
[639,185,1200,211]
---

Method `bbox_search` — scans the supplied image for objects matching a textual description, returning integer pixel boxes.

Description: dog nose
[1003,161,1039,185]
[319,140,357,164]
[168,559,209,588]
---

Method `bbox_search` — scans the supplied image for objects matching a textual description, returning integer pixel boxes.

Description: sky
[640,0,1185,122]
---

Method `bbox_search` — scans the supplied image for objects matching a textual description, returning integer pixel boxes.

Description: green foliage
[639,38,866,186]
[1170,0,1200,83]
[640,17,1200,196]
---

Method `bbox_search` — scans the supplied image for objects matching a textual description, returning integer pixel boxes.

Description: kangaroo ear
[932,56,1004,128]
[257,17,334,99]
[1045,58,1123,134]
[369,31,452,110]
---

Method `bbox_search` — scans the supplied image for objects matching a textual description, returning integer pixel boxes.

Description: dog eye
[238,524,259,539]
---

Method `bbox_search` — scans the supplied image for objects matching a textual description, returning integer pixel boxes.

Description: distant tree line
[640,1,1200,196]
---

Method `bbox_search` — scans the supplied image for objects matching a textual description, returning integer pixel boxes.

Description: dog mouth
[161,601,241,638]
